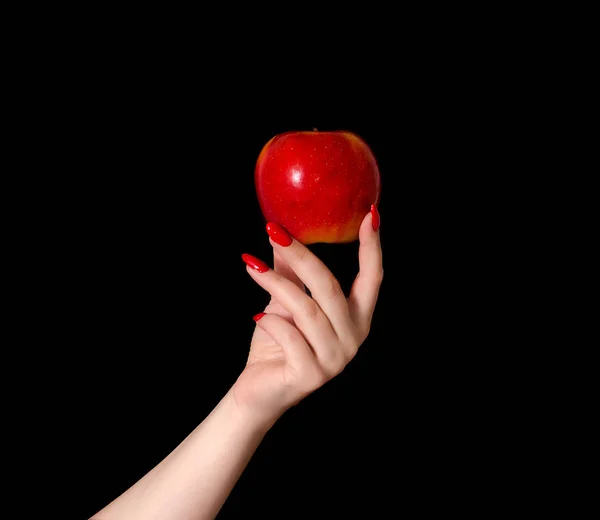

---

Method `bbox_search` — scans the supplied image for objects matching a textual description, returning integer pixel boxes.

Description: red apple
[254,130,381,244]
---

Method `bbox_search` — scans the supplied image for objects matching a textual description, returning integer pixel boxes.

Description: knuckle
[292,364,326,393]
[280,329,299,346]
[327,362,346,378]
[294,244,310,263]
[344,341,360,360]
[271,271,286,284]
[320,349,347,377]
[324,277,343,300]
[342,327,366,351]
[300,299,321,319]
[306,367,328,389]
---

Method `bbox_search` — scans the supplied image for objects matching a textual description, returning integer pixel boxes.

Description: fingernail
[253,312,266,322]
[266,222,293,247]
[370,204,380,231]
[242,253,269,273]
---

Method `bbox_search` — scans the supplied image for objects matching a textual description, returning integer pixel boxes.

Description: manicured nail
[242,253,269,273]
[370,204,380,231]
[266,222,293,247]
[253,312,266,322]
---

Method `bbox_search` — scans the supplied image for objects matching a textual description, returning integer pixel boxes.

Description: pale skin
[90,209,383,520]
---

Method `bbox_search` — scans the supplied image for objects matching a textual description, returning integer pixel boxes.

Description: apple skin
[255,130,381,244]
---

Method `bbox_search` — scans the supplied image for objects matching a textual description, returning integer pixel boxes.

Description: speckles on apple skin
[255,130,381,244]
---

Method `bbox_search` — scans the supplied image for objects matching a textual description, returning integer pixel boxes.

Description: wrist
[224,387,284,435]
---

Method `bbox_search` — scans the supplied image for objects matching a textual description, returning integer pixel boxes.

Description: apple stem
[313,127,318,132]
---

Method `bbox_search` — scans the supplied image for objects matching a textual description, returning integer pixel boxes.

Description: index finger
[273,249,304,291]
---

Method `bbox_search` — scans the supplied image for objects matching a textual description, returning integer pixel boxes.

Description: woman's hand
[232,205,383,424]
[88,206,382,520]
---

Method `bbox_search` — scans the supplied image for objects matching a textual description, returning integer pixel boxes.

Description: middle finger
[266,222,352,337]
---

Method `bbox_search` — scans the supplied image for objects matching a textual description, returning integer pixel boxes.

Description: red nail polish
[253,312,266,322]
[266,222,293,247]
[242,253,269,273]
[370,204,380,231]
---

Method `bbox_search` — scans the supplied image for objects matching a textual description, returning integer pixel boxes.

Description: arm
[91,205,383,520]
[91,389,276,520]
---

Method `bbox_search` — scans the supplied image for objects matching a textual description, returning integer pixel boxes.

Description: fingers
[242,254,340,366]
[273,250,304,291]
[252,312,318,378]
[265,222,352,336]
[348,205,384,333]
[243,205,382,376]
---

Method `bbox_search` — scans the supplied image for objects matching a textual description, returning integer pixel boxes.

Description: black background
[9,3,570,514]
[70,105,405,518]
[49,55,529,518]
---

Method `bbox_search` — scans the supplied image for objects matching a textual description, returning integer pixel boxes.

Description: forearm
[91,389,277,520]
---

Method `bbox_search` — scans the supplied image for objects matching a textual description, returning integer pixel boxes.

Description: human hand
[232,205,383,425]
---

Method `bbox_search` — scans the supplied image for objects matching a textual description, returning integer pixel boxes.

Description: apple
[254,129,381,244]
